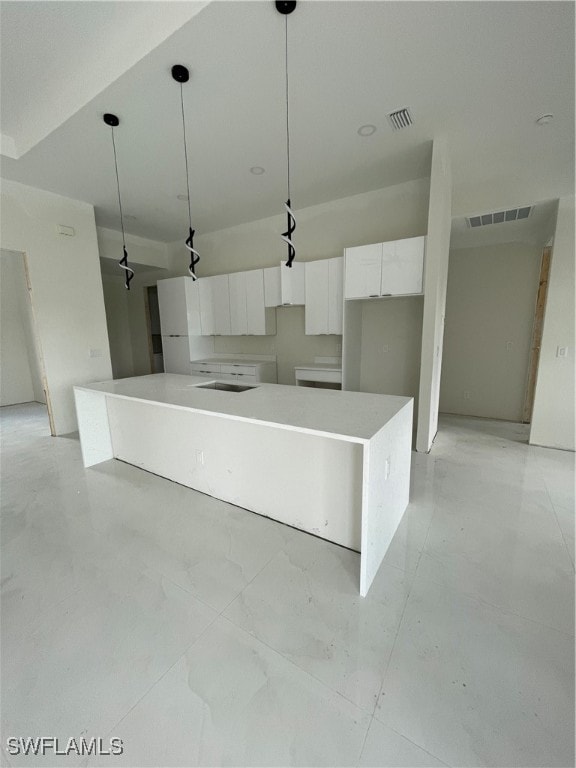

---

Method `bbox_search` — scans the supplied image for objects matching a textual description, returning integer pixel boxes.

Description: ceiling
[1,1,574,244]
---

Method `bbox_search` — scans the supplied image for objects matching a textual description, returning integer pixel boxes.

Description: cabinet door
[245,270,267,334]
[162,336,191,375]
[184,279,203,336]
[280,261,305,305]
[305,260,329,334]
[229,272,248,335]
[157,278,188,335]
[381,236,425,296]
[198,278,215,336]
[264,267,281,307]
[344,244,382,299]
[328,257,343,334]
[211,274,231,335]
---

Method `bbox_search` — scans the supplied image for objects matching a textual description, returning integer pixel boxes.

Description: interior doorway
[0,249,55,434]
[145,285,164,373]
[522,246,552,423]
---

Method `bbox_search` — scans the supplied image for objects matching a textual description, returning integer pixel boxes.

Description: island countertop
[75,373,411,444]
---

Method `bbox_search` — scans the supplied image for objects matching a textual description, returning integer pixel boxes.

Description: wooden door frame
[522,246,552,423]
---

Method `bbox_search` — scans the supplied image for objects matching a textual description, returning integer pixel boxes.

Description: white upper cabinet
[157,276,199,336]
[344,243,382,299]
[245,269,276,335]
[264,267,281,307]
[328,257,344,333]
[201,270,275,336]
[199,275,231,336]
[381,236,425,296]
[305,257,343,335]
[228,272,248,335]
[280,260,305,305]
[344,237,425,300]
[228,269,275,335]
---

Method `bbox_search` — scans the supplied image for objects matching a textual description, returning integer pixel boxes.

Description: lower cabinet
[190,359,277,384]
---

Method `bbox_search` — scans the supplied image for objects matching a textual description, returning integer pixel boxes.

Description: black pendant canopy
[172,64,200,279]
[103,113,134,290]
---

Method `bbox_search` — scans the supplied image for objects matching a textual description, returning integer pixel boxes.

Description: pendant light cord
[179,82,200,278]
[285,15,291,201]
[110,126,134,290]
[281,13,296,268]
[179,83,193,231]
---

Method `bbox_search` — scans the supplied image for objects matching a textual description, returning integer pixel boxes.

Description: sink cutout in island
[195,382,258,393]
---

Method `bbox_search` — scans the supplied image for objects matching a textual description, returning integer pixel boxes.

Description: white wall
[530,196,575,450]
[0,250,45,405]
[169,178,431,277]
[101,276,134,380]
[360,297,424,402]
[440,242,542,421]
[0,180,112,434]
[167,179,430,384]
[417,137,452,452]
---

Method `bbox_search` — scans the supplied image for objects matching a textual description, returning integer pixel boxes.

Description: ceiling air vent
[467,206,532,228]
[387,107,413,131]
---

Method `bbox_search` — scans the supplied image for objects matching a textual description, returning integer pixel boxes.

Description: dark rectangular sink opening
[195,382,257,393]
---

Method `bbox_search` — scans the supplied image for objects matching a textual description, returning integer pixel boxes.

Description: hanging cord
[180,83,200,279]
[110,126,134,290]
[281,14,296,268]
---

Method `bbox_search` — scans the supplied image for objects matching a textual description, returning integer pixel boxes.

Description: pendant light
[276,0,297,268]
[172,64,200,280]
[103,113,134,289]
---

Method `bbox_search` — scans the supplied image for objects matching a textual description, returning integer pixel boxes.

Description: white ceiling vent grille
[387,107,413,131]
[466,206,532,228]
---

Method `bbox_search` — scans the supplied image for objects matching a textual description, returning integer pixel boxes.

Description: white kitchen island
[74,374,412,596]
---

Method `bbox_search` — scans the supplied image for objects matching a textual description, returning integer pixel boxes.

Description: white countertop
[75,374,411,444]
[190,357,273,366]
[295,362,342,372]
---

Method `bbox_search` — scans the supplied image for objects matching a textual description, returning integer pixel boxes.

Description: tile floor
[1,403,574,767]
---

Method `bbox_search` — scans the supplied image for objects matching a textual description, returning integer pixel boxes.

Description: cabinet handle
[382,293,392,297]
[369,294,379,298]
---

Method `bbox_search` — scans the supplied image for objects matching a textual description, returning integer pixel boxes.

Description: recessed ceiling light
[177,194,189,201]
[250,166,265,175]
[357,124,377,137]
[535,113,554,126]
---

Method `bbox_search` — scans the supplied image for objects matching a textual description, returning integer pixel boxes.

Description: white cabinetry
[280,260,305,305]
[190,358,277,384]
[157,276,213,374]
[229,270,276,335]
[264,267,281,307]
[305,257,343,335]
[198,275,231,335]
[344,236,425,299]
[158,276,202,336]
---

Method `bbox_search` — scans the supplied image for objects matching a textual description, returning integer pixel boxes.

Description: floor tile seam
[541,477,576,575]
[354,713,374,767]
[95,608,221,746]
[217,613,376,722]
[216,537,293,616]
[365,712,453,768]
[138,568,221,616]
[368,560,421,719]
[410,566,576,639]
[2,583,85,640]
